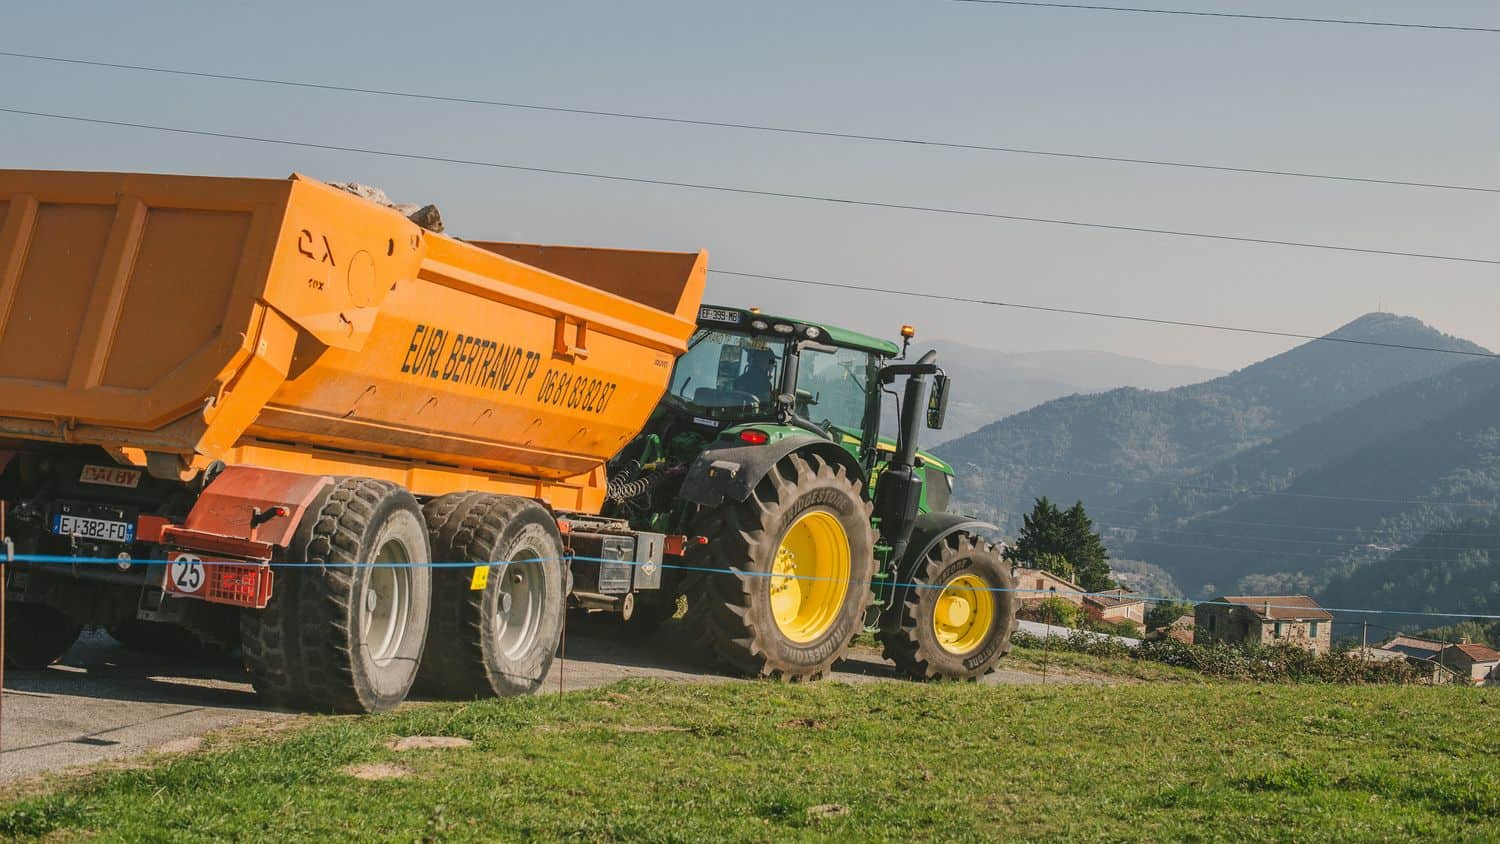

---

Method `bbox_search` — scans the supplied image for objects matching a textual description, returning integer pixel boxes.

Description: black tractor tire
[3,601,81,670]
[241,478,432,713]
[879,533,1017,680]
[416,493,565,699]
[684,452,875,681]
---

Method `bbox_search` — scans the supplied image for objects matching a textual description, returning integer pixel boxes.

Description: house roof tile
[1217,595,1333,621]
[1446,643,1500,663]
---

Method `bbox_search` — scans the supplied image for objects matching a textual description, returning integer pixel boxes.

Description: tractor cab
[660,307,949,479]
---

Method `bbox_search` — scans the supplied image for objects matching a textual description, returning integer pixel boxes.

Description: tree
[1034,595,1080,628]
[1005,497,1114,592]
[1004,496,1068,565]
[1145,600,1195,631]
[1062,501,1113,592]
[1031,552,1074,581]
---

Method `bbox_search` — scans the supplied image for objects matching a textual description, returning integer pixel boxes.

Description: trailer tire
[879,533,1016,681]
[3,602,82,669]
[243,478,432,713]
[684,452,875,680]
[417,493,564,699]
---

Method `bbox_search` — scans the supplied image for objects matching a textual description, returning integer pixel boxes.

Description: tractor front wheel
[685,453,875,680]
[879,533,1016,680]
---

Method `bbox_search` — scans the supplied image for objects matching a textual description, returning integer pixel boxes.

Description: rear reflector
[163,551,274,609]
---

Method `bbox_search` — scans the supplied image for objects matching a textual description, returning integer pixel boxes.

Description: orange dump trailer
[0,170,706,711]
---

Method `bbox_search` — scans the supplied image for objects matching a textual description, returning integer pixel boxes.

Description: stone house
[1193,595,1333,655]
[1009,566,1085,607]
[1380,635,1444,662]
[1083,588,1146,633]
[1378,636,1461,684]
[1151,613,1195,644]
[1438,642,1500,686]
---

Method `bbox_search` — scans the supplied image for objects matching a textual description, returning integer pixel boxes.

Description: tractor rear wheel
[685,453,874,680]
[417,493,565,699]
[241,478,432,713]
[879,533,1016,680]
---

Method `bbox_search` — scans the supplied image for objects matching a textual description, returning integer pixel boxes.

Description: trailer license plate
[79,464,143,488]
[52,513,135,543]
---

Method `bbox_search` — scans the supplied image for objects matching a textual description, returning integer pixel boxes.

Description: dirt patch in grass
[385,736,472,751]
[343,763,411,781]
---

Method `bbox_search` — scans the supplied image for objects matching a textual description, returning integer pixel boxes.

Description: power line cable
[713,269,1500,359]
[2,50,1494,195]
[1087,506,1500,538]
[1018,465,1493,507]
[1094,520,1489,553]
[945,0,1500,33]
[4,106,1499,270]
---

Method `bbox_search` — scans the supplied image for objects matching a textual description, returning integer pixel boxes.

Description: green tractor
[605,305,1017,680]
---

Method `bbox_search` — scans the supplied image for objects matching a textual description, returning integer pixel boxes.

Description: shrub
[1026,629,1423,685]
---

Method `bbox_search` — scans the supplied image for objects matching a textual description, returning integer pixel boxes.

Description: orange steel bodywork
[0,170,706,513]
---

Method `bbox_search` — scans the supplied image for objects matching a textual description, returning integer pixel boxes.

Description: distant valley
[931,313,1500,622]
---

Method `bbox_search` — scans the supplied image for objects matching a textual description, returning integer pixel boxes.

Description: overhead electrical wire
[945,0,1500,34]
[1088,506,1500,539]
[1008,465,1492,508]
[712,270,1500,359]
[1091,520,1489,553]
[2,50,1495,195]
[4,107,1499,273]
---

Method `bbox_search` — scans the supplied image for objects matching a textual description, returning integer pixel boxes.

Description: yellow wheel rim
[932,574,995,655]
[769,510,851,643]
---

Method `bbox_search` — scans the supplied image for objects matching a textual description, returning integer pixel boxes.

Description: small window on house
[1275,622,1286,638]
[1309,622,1319,638]
[1207,614,1217,633]
[1036,578,1044,590]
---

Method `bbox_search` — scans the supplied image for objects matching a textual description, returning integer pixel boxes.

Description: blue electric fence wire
[11,551,1500,620]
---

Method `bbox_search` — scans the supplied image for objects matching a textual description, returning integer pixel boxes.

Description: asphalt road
[2,618,1092,785]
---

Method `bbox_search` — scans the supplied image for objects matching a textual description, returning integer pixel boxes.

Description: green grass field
[3,680,1496,841]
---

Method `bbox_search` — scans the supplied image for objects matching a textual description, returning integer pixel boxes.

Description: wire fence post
[1041,601,1051,686]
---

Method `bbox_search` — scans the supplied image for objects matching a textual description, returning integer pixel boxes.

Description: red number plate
[79,464,143,488]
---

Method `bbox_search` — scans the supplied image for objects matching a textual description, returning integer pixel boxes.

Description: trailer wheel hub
[364,539,414,667]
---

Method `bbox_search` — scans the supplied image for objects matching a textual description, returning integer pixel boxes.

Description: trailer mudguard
[881,512,999,615]
[679,436,866,508]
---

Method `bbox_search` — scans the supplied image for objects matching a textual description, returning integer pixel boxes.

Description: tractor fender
[680,436,866,508]
[882,512,999,618]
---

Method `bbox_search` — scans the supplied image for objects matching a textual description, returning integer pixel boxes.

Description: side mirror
[926,373,950,430]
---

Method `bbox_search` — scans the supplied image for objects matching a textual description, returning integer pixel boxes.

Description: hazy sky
[4,1,1496,370]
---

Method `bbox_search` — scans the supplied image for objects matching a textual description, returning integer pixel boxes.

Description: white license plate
[79,464,142,488]
[698,307,741,324]
[53,513,135,543]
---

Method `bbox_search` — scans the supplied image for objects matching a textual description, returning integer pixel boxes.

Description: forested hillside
[936,314,1485,535]
[1120,358,1500,596]
[1318,520,1500,629]
[913,341,1222,445]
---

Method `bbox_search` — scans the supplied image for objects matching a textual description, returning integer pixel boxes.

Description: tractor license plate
[52,513,135,543]
[698,307,741,324]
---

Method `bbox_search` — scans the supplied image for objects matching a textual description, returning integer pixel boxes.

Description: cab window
[797,346,877,434]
